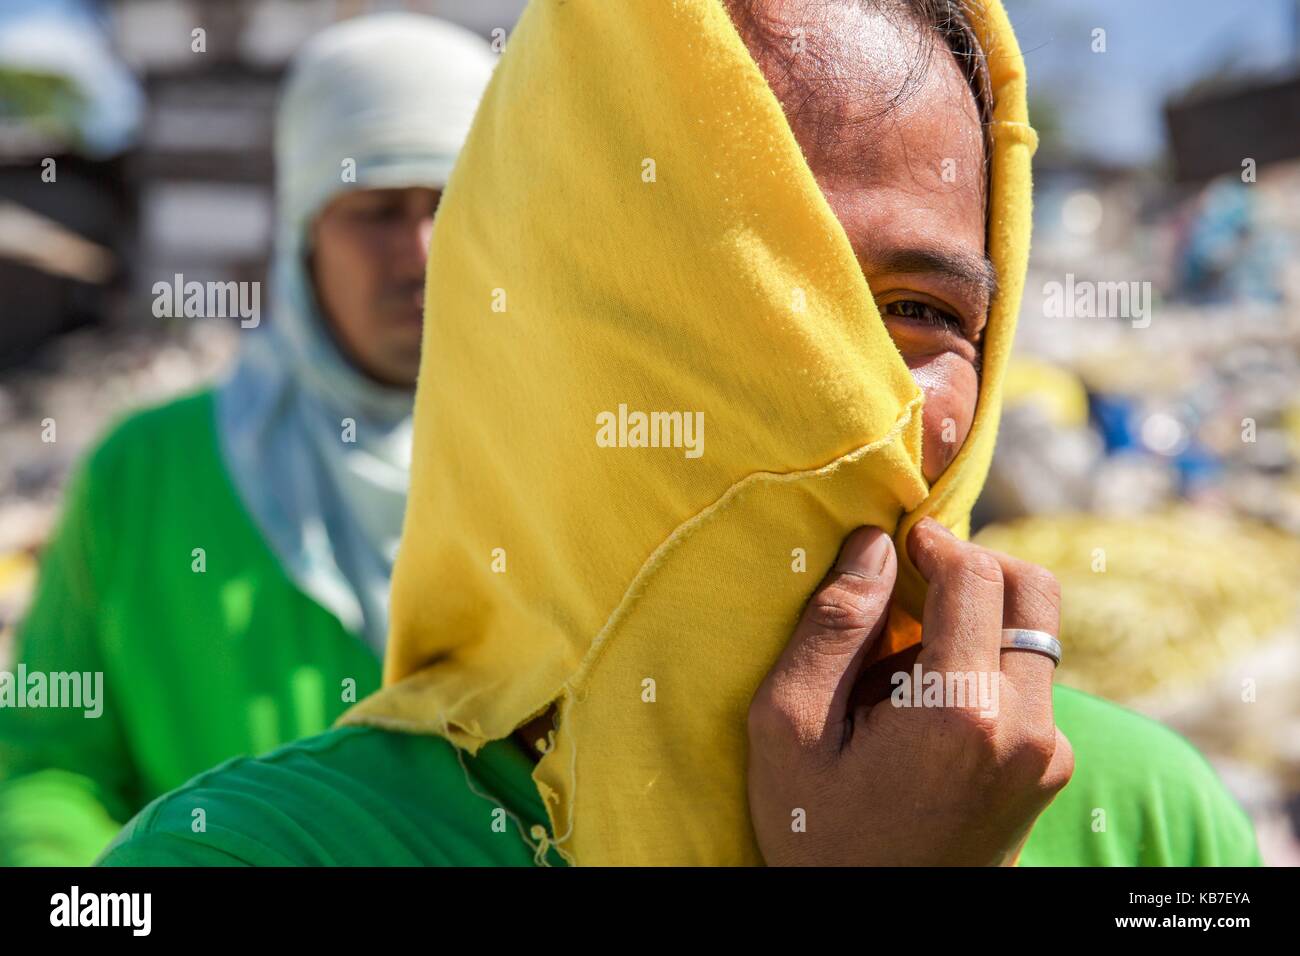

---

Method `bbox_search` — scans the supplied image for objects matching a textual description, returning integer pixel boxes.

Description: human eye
[882,298,966,335]
[344,193,405,222]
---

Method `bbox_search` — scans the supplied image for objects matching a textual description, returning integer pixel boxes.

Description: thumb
[757,527,897,746]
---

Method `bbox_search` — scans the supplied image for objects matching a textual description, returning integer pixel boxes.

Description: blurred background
[0,0,1298,864]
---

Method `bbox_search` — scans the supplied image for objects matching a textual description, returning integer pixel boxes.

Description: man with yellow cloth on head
[100,0,1260,867]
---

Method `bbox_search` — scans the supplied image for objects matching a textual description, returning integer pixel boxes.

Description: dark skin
[520,0,1072,865]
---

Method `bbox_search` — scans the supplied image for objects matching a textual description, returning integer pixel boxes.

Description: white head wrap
[215,13,496,653]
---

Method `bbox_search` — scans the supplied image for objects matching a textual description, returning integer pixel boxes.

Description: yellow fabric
[340,0,1038,865]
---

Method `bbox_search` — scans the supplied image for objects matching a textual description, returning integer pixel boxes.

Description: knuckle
[1043,734,1076,792]
[805,578,883,633]
[746,685,791,743]
[1020,729,1059,772]
[1004,726,1062,781]
[1021,565,1062,609]
[959,550,1005,590]
[747,683,834,769]
[747,682,809,749]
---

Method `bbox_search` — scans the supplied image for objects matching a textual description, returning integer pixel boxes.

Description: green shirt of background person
[0,13,497,866]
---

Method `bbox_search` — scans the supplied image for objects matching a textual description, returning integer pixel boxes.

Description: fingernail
[834,527,891,577]
[908,518,951,568]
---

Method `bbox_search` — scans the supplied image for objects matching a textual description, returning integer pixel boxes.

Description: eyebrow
[871,247,999,308]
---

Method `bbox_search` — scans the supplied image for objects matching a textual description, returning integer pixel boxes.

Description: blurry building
[1,0,527,359]
[1165,70,1300,184]
[0,0,138,366]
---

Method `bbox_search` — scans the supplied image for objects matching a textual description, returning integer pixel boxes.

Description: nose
[391,212,435,278]
[416,215,435,258]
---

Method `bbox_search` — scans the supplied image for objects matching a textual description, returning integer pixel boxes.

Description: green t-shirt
[98,684,1261,866]
[0,391,382,866]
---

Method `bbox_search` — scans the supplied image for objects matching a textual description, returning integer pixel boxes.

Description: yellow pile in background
[975,508,1300,702]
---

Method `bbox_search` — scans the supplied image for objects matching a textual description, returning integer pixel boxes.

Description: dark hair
[724,0,994,154]
[901,0,994,129]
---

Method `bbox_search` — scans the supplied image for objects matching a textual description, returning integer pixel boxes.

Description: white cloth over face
[216,13,496,653]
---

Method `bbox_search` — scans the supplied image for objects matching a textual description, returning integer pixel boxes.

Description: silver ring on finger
[1000,628,1062,667]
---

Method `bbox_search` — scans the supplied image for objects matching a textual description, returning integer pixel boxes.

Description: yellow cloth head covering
[340,0,1037,865]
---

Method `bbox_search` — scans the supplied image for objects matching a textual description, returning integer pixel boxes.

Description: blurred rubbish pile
[975,160,1300,864]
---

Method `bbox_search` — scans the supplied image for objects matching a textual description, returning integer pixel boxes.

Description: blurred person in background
[0,12,495,866]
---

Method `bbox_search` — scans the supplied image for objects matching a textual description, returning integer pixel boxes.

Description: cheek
[904,352,979,484]
[314,232,378,317]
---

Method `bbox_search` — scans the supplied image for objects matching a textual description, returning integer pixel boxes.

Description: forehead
[738,1,987,256]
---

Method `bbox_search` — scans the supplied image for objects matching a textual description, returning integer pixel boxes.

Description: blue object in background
[1173,440,1224,495]
[1088,392,1142,453]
